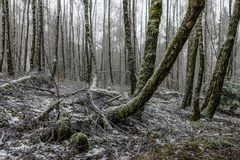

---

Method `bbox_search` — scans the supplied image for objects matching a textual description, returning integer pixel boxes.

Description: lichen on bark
[191,13,204,121]
[181,16,200,109]
[104,0,206,123]
[201,0,240,119]
[134,0,163,96]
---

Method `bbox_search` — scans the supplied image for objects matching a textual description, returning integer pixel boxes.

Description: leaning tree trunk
[181,17,200,109]
[201,0,240,119]
[5,0,14,76]
[191,13,205,121]
[104,0,205,123]
[123,0,137,94]
[134,0,163,96]
[84,0,98,89]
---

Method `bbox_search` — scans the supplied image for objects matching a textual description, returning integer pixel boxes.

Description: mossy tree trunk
[133,0,163,96]
[191,14,205,121]
[123,0,137,94]
[104,0,205,123]
[5,0,14,76]
[84,0,98,89]
[181,17,200,109]
[201,0,240,119]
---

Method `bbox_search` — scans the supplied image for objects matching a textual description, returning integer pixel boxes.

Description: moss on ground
[133,135,240,160]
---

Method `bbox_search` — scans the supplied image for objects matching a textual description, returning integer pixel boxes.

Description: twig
[106,95,122,104]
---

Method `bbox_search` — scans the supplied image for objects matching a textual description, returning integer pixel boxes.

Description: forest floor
[0,75,240,160]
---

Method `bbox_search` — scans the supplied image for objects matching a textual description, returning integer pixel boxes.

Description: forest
[0,0,240,159]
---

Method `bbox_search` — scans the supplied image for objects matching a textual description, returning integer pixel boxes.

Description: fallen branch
[0,74,51,91]
[18,84,56,95]
[87,91,113,130]
[0,75,33,89]
[37,100,62,121]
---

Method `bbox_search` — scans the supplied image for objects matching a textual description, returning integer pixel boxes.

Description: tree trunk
[0,0,6,72]
[24,0,31,72]
[30,0,37,70]
[181,17,201,109]
[104,0,205,123]
[5,0,14,76]
[18,0,27,74]
[123,0,137,94]
[83,0,98,89]
[191,13,205,121]
[52,0,61,80]
[134,0,163,96]
[36,0,43,71]
[227,0,234,80]
[108,0,114,84]
[201,0,240,119]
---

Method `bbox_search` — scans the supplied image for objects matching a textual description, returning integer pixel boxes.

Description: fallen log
[0,75,33,89]
[0,74,52,91]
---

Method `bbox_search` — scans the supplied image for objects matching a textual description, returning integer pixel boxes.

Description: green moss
[204,137,234,149]
[40,118,74,142]
[70,133,89,153]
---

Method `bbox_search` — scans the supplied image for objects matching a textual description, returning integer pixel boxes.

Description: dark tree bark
[5,0,14,76]
[30,0,37,70]
[36,0,43,71]
[0,0,6,72]
[201,0,240,119]
[181,17,200,109]
[134,0,163,96]
[108,0,114,84]
[227,0,234,81]
[61,21,66,78]
[123,0,137,94]
[191,13,205,121]
[104,0,205,123]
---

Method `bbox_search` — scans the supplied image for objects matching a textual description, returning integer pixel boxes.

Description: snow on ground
[0,77,240,159]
